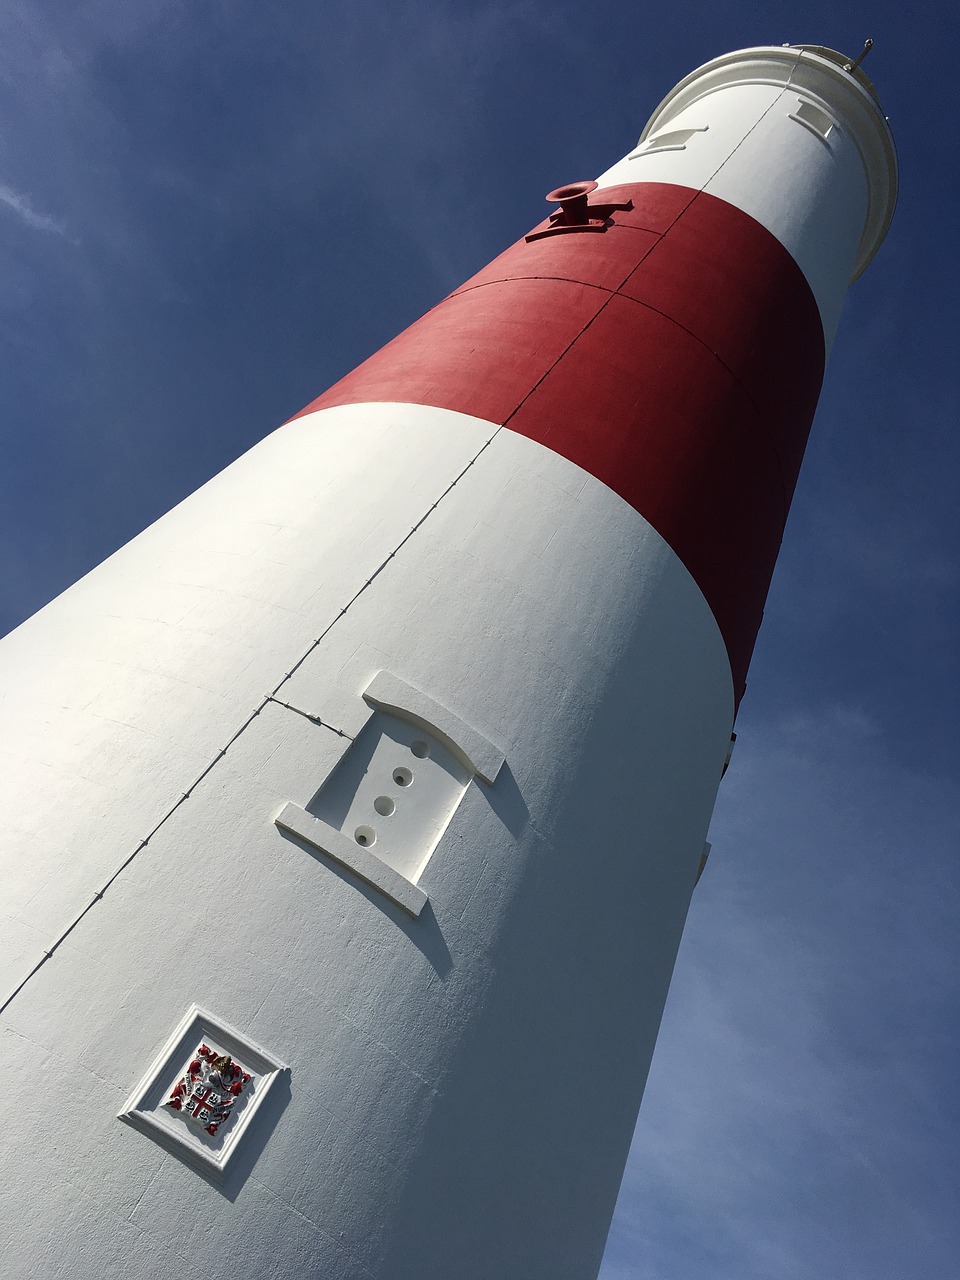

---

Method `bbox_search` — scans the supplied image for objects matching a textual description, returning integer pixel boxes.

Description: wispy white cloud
[0,183,66,236]
[601,716,960,1279]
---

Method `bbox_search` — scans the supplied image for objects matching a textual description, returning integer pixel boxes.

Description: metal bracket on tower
[525,180,633,241]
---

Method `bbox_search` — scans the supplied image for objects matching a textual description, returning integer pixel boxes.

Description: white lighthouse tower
[0,45,896,1279]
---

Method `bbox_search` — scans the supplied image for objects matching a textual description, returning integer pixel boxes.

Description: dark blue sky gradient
[1,3,957,1276]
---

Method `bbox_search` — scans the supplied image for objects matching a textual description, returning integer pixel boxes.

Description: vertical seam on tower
[497,202,695,430]
[0,422,504,1017]
[497,83,799,504]
[497,86,800,434]
[268,422,502,694]
[695,75,794,193]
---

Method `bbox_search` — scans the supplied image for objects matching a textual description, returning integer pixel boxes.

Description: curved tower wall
[0,46,895,1280]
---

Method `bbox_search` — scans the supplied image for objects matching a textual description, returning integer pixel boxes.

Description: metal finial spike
[843,37,874,73]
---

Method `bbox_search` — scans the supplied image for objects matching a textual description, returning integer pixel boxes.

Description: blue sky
[2,3,957,1276]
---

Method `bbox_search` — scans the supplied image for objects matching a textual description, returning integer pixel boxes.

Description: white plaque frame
[118,1004,287,1182]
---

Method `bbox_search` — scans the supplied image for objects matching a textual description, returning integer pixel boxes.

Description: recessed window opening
[304,709,471,884]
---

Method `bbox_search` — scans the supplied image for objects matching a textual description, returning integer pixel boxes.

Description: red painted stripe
[293,183,825,704]
[299,279,605,429]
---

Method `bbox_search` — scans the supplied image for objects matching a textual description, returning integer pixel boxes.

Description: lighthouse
[0,43,896,1280]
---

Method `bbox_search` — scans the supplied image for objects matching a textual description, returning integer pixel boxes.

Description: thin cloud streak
[0,183,67,236]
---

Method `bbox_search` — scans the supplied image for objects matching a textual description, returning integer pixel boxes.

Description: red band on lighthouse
[293,182,825,703]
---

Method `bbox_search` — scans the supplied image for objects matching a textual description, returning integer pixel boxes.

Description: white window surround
[118,1005,287,1183]
[276,800,427,915]
[275,672,503,916]
[628,125,709,157]
[789,100,839,146]
[362,671,504,785]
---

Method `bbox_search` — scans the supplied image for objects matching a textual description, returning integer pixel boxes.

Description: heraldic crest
[166,1042,252,1136]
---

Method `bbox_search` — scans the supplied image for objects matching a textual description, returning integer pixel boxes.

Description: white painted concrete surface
[0,401,733,1278]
